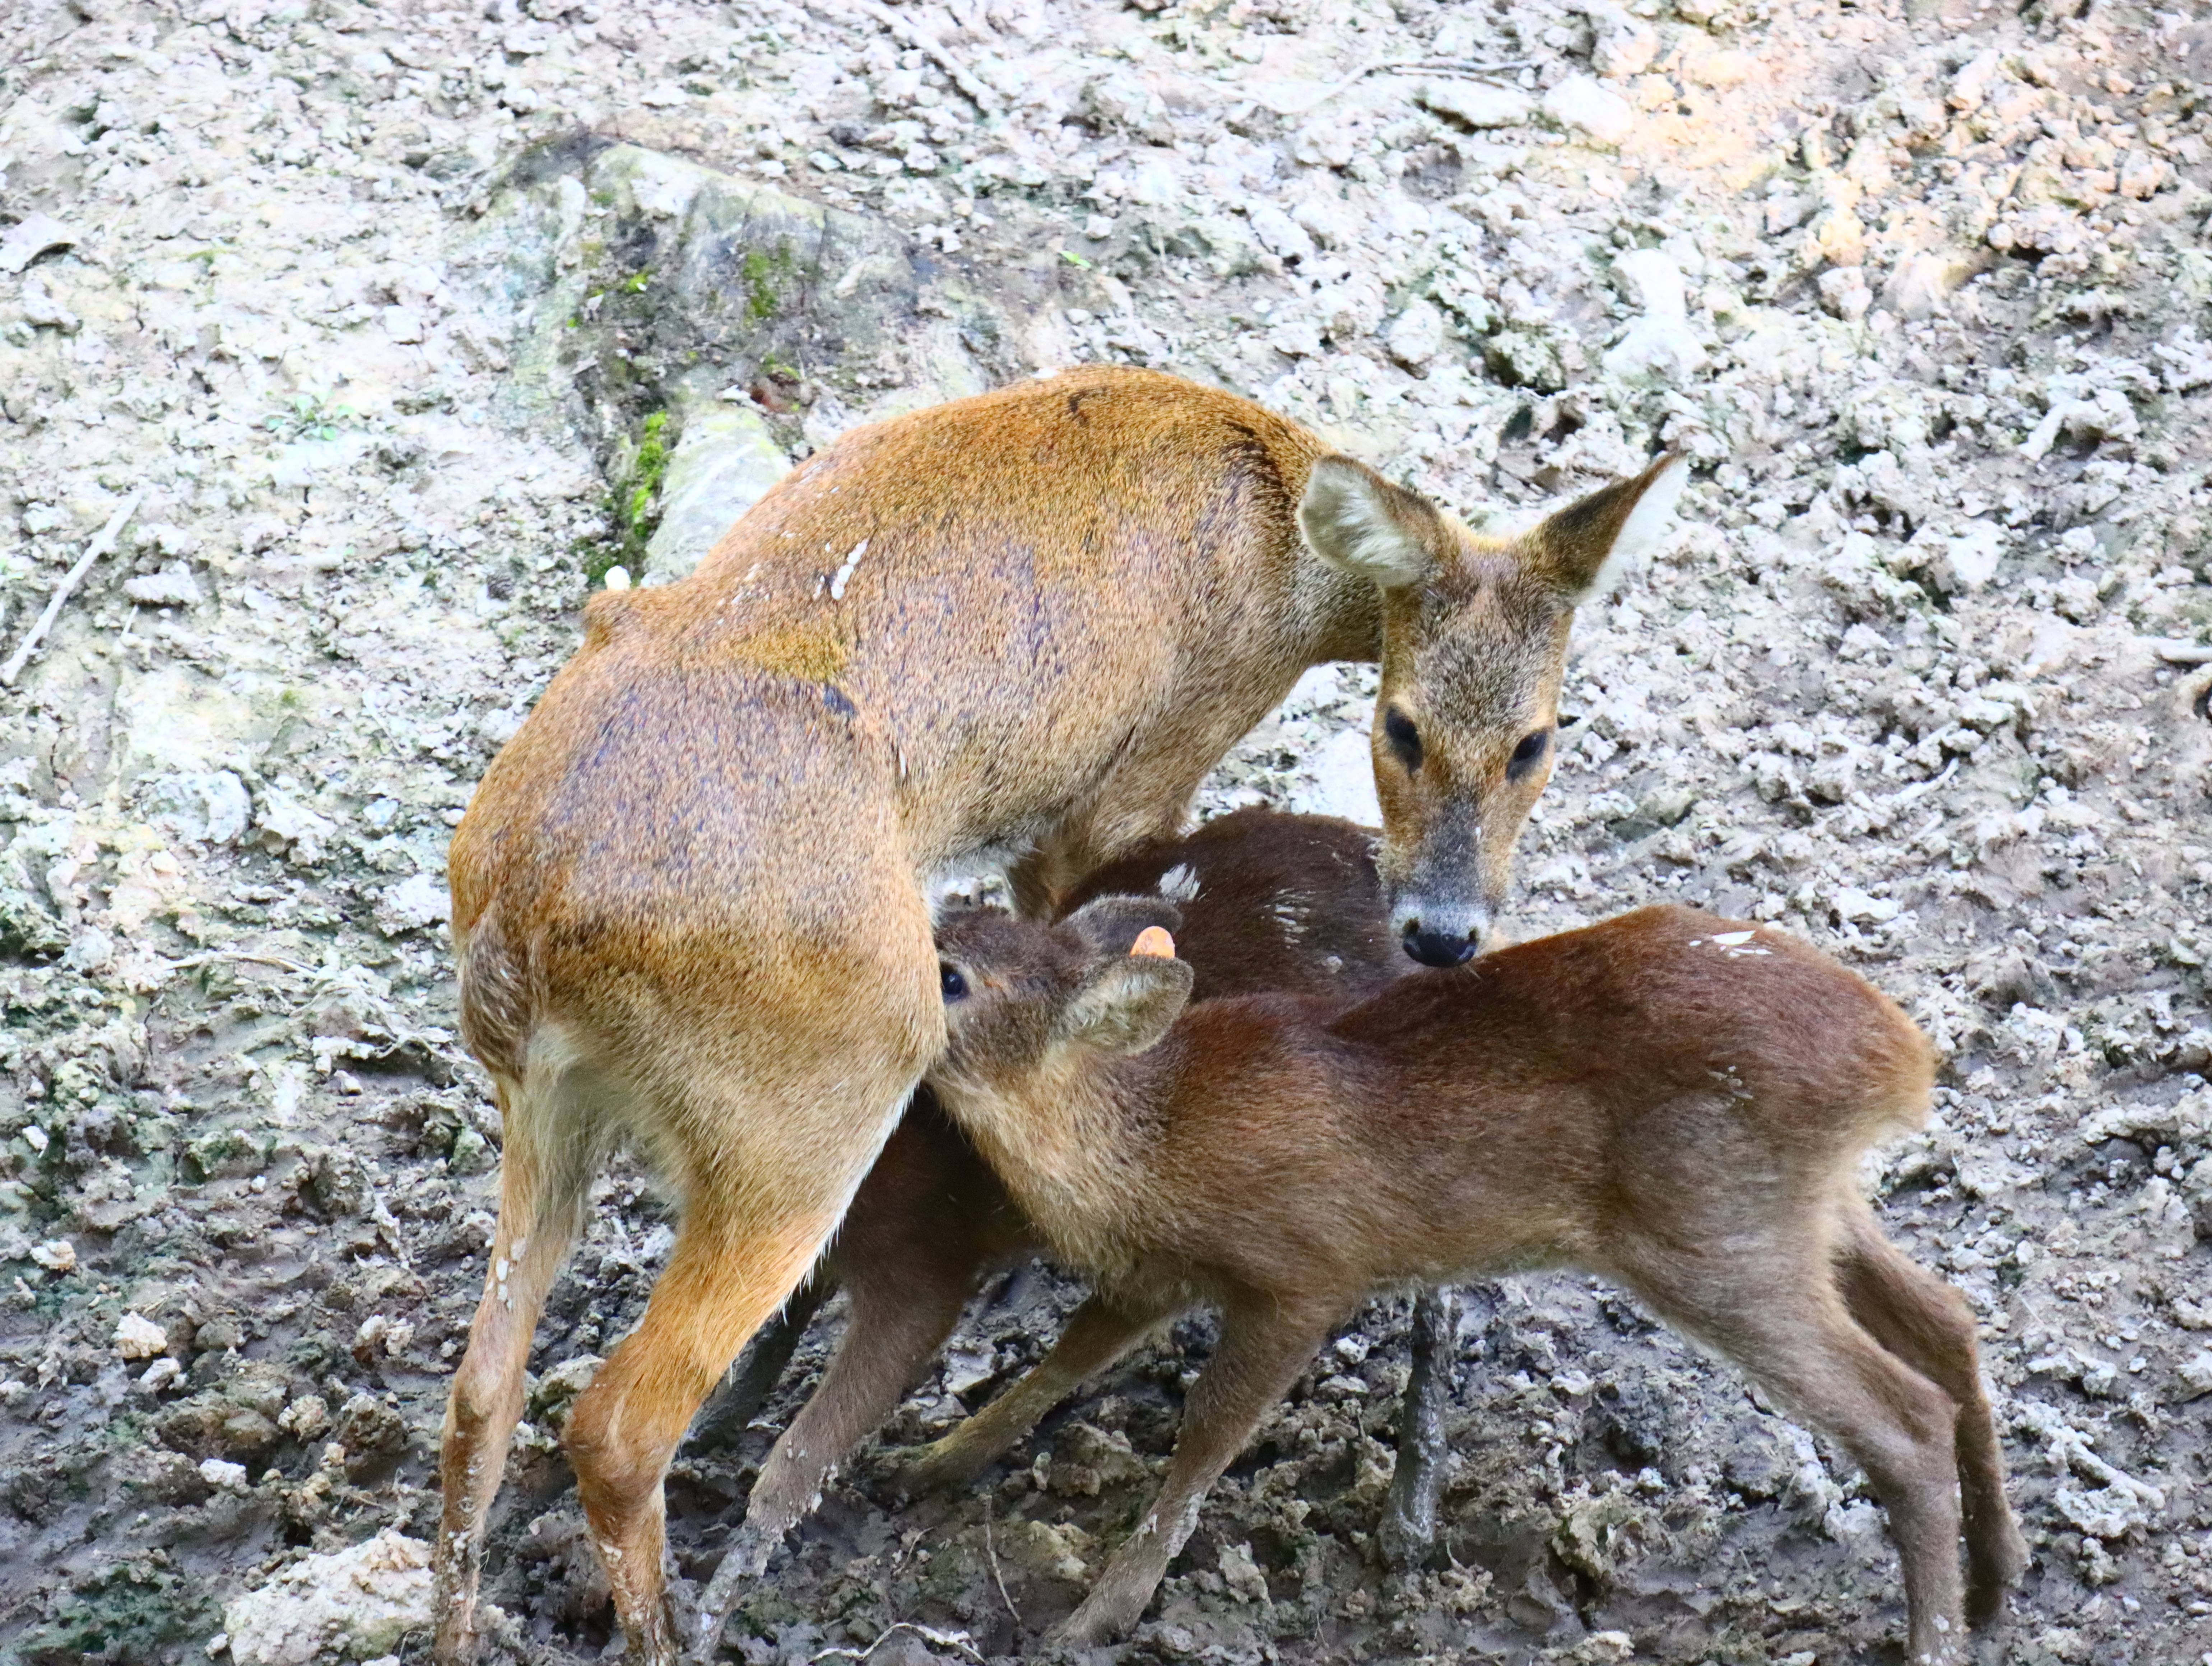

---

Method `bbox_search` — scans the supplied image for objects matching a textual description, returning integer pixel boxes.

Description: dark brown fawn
[436,365,1685,1663]
[919,898,2028,1660]
[704,810,1405,1610]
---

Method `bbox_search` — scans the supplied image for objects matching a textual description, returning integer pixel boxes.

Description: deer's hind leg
[434,1071,601,1664]
[1834,1199,2027,1623]
[564,944,943,1663]
[1627,1246,1969,1666]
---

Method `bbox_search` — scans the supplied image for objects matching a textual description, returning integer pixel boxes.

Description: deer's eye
[940,964,968,1001]
[1506,729,1551,781]
[1382,707,1422,772]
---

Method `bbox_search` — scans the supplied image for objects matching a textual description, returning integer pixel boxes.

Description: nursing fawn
[440,363,1687,1662]
[709,809,1405,1604]
[919,899,2026,1661]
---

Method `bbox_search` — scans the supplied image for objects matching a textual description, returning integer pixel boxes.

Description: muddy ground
[1,0,2210,1662]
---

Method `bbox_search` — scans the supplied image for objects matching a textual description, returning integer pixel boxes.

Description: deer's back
[460,371,1349,925]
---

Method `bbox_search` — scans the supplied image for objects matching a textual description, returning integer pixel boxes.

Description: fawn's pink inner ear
[1130,926,1176,959]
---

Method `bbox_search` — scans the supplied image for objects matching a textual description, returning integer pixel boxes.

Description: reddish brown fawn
[704,809,1404,1615]
[919,894,2028,1661]
[436,366,1686,1663]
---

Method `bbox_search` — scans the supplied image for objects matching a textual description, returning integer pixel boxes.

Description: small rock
[640,400,789,585]
[1416,81,1533,131]
[381,305,425,344]
[376,872,450,936]
[1948,50,2003,111]
[1542,76,1635,146]
[114,1312,170,1359]
[0,212,81,274]
[29,1239,75,1274]
[124,565,204,608]
[19,273,79,332]
[2176,1350,2212,1399]
[222,1530,433,1666]
[1882,250,1974,321]
[1817,266,1872,321]
[1384,297,1448,371]
[199,1457,250,1493]
[256,790,337,865]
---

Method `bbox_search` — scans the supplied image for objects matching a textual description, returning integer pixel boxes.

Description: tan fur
[924,884,2027,1659]
[433,367,1672,1664]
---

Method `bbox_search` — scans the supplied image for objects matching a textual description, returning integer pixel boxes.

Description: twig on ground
[165,951,326,979]
[982,1492,1022,1627]
[1,489,143,687]
[1254,54,1536,114]
[808,1621,988,1663]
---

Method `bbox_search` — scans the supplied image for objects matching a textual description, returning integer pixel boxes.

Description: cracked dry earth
[1,0,2211,1662]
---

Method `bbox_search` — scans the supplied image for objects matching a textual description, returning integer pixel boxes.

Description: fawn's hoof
[887,1439,984,1497]
[1965,1523,2031,1627]
[1049,1586,1146,1648]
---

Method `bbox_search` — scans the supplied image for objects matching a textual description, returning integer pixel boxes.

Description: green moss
[743,241,797,324]
[587,409,675,584]
[16,1563,219,1666]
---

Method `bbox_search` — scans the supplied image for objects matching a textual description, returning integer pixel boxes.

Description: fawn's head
[1300,452,1687,967]
[931,898,1194,1099]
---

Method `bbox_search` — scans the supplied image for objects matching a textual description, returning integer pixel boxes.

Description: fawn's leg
[710,1253,986,1589]
[1639,1265,1968,1666]
[1380,1285,1459,1571]
[903,1292,1177,1491]
[684,1274,833,1456]
[433,1079,596,1665]
[1056,1302,1336,1647]
[1835,1201,2027,1622]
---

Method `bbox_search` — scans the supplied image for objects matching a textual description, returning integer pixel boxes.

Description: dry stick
[808,1622,987,1665]
[165,950,326,979]
[1274,53,1538,113]
[0,489,144,687]
[981,1491,1022,1628]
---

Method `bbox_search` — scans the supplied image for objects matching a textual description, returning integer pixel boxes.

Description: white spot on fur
[1589,455,1688,596]
[827,538,868,601]
[1156,863,1202,903]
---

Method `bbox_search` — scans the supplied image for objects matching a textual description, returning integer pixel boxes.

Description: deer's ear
[1528,452,1688,601]
[1062,894,1183,957]
[1057,955,1194,1056]
[1299,456,1449,591]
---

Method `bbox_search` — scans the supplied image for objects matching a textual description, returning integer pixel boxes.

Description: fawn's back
[933,903,1934,1301]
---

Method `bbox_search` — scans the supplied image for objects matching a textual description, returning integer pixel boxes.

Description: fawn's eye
[1506,728,1551,781]
[940,963,968,1001]
[1383,707,1422,772]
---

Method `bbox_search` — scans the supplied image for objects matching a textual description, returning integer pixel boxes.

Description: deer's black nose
[1402,922,1478,968]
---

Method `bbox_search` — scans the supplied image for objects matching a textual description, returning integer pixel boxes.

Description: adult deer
[921,893,2027,1661]
[433,367,1685,1662]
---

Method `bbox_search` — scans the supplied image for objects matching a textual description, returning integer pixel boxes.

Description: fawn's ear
[1063,894,1183,957]
[1299,455,1450,591]
[1058,955,1194,1056]
[1526,452,1687,601]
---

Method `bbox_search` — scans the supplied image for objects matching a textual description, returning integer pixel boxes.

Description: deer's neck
[1292,545,1384,667]
[936,1052,1170,1277]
